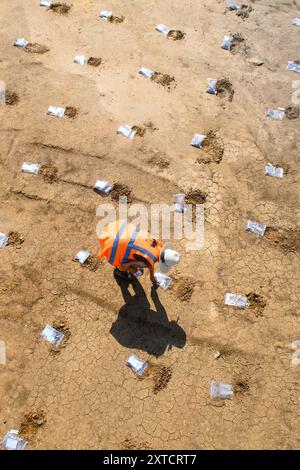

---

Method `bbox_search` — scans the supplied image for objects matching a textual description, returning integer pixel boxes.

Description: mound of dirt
[167,30,185,40]
[246,292,266,318]
[40,165,58,183]
[285,105,299,120]
[173,277,195,302]
[132,125,146,137]
[198,131,224,164]
[236,4,253,20]
[265,227,300,253]
[24,43,49,54]
[50,3,71,14]
[233,379,250,394]
[148,154,170,168]
[153,365,173,394]
[20,410,46,441]
[81,255,100,272]
[64,106,78,118]
[108,15,125,23]
[110,183,132,202]
[231,33,249,55]
[143,121,158,132]
[5,91,19,106]
[7,231,24,248]
[87,57,102,67]
[186,189,207,205]
[216,79,235,102]
[151,72,175,88]
[122,438,152,450]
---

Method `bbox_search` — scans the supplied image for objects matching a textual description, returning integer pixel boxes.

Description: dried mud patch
[167,30,185,40]
[50,3,71,14]
[122,438,152,450]
[197,131,224,164]
[216,79,234,102]
[5,91,19,106]
[285,105,299,120]
[172,276,195,302]
[40,165,58,183]
[25,43,49,54]
[20,410,46,441]
[87,57,102,67]
[108,15,125,23]
[50,318,71,354]
[7,231,24,248]
[151,72,175,89]
[110,183,132,202]
[246,292,266,318]
[265,227,300,253]
[64,106,78,118]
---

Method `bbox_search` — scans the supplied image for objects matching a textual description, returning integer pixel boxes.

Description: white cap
[159,245,180,273]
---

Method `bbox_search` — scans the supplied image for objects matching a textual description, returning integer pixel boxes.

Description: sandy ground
[0,0,300,450]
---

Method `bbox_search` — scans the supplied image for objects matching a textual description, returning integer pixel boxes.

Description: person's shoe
[114,268,134,282]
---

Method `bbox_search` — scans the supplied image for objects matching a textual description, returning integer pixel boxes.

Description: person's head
[159,245,180,273]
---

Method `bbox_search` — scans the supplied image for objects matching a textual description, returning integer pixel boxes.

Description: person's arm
[149,268,157,284]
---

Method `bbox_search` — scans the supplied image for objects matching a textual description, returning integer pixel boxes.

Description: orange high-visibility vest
[98,220,162,270]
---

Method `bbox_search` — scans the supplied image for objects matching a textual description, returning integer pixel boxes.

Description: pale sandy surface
[0,0,300,450]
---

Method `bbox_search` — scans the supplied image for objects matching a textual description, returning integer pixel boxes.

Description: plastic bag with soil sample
[74,250,90,264]
[221,35,233,50]
[191,134,206,148]
[154,273,173,290]
[266,107,285,120]
[210,381,233,399]
[126,354,148,376]
[265,163,284,178]
[139,67,155,78]
[287,61,300,73]
[21,162,41,174]
[47,106,65,117]
[245,220,266,236]
[292,18,300,26]
[206,78,218,95]
[40,0,51,6]
[224,292,248,309]
[99,10,113,19]
[0,232,8,248]
[13,38,28,48]
[173,193,186,213]
[40,325,64,348]
[2,430,27,450]
[74,55,87,65]
[225,0,238,10]
[93,180,113,195]
[117,125,136,139]
[156,24,170,35]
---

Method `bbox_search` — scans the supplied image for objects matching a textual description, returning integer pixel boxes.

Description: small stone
[214,351,221,359]
[248,57,264,66]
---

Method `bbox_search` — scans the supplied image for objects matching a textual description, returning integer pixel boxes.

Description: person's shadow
[110,276,186,358]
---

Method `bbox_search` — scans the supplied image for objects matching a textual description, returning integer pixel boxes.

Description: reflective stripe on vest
[108,220,127,265]
[121,228,157,264]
